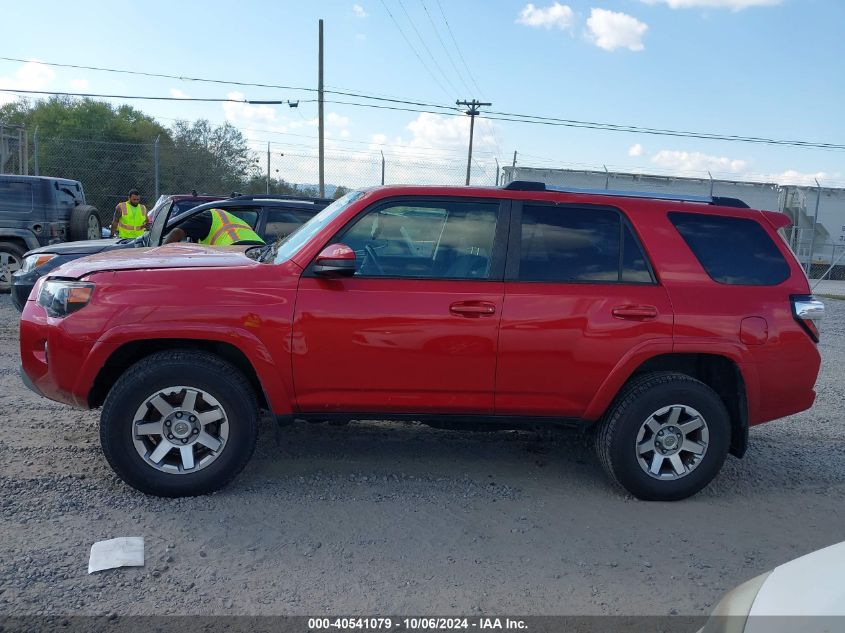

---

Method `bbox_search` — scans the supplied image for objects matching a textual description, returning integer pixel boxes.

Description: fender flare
[0,229,40,251]
[582,338,755,422]
[77,323,294,414]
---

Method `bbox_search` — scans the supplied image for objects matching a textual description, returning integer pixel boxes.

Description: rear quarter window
[669,211,790,285]
[0,180,34,213]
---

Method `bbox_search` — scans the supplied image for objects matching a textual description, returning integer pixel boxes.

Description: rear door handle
[612,305,659,320]
[450,301,497,317]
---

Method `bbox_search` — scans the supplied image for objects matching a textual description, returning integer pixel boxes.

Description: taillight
[791,295,825,342]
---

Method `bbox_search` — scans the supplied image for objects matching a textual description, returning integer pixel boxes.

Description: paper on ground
[88,537,145,574]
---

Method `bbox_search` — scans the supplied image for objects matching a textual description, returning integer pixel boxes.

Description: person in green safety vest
[163,208,265,246]
[110,189,149,239]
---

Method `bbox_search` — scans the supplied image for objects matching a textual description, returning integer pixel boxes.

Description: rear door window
[669,212,790,285]
[0,181,34,213]
[516,204,653,283]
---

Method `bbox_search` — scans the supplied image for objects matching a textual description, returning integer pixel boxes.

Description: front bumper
[11,269,39,312]
[19,365,42,397]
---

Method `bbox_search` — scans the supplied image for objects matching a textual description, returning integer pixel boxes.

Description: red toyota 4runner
[19,183,825,500]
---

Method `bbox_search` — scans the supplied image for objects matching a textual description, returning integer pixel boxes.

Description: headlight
[37,280,95,318]
[19,253,57,274]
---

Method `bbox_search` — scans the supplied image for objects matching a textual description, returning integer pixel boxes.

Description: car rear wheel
[595,372,730,501]
[100,350,258,497]
[0,241,26,294]
[69,204,101,241]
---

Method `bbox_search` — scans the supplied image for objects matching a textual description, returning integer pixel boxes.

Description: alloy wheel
[0,251,22,292]
[132,386,229,474]
[87,214,101,240]
[635,404,709,480]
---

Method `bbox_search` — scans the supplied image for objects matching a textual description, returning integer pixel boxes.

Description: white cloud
[327,112,350,128]
[628,143,644,157]
[169,88,190,99]
[352,4,368,18]
[0,60,55,105]
[586,9,648,51]
[70,78,89,91]
[516,2,575,30]
[763,170,829,186]
[651,149,748,174]
[642,0,781,11]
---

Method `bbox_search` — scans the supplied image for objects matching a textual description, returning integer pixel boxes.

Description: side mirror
[313,243,356,278]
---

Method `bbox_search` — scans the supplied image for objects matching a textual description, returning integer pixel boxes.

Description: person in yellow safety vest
[162,208,265,246]
[111,189,149,238]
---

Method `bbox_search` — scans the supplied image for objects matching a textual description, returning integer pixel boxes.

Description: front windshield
[266,190,365,263]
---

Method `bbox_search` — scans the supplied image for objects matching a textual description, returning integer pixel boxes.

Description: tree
[160,120,258,196]
[332,186,350,200]
[0,97,170,214]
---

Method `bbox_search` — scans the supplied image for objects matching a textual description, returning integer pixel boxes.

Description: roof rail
[503,180,749,208]
[230,193,335,204]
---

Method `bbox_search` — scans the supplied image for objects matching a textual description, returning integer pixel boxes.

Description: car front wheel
[595,372,731,501]
[100,350,258,497]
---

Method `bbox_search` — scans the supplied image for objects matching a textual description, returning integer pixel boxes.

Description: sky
[1,0,844,187]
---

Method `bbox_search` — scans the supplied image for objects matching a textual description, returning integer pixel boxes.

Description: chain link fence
[15,135,497,227]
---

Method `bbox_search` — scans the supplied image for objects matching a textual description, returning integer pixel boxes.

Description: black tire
[595,372,730,501]
[100,350,258,497]
[0,241,26,294]
[69,204,101,241]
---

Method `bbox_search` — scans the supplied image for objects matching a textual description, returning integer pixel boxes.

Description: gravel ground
[0,293,843,616]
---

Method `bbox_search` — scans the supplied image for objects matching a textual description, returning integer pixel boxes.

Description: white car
[701,541,845,633]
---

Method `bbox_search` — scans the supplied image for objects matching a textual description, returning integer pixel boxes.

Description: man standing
[111,189,148,238]
[162,208,264,246]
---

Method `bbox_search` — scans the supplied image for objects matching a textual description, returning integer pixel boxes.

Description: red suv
[19,183,825,500]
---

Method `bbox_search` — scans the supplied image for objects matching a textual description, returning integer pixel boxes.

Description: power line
[0,88,306,105]
[480,112,845,151]
[434,0,484,97]
[395,0,461,97]
[425,2,502,158]
[419,0,472,94]
[376,0,454,101]
[3,58,843,151]
[0,55,458,112]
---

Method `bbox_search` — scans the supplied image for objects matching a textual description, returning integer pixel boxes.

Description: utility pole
[266,142,271,194]
[318,19,325,198]
[457,99,491,186]
[494,157,500,186]
[381,150,385,185]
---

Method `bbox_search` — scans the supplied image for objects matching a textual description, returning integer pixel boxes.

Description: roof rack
[503,181,749,208]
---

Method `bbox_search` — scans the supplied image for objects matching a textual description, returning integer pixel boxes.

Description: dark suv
[10,193,331,310]
[20,183,825,500]
[0,175,100,293]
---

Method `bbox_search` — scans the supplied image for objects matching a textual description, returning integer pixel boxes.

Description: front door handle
[612,305,659,320]
[450,301,497,317]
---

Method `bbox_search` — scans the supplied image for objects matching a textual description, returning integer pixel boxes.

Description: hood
[28,238,125,256]
[747,541,845,619]
[49,243,260,279]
